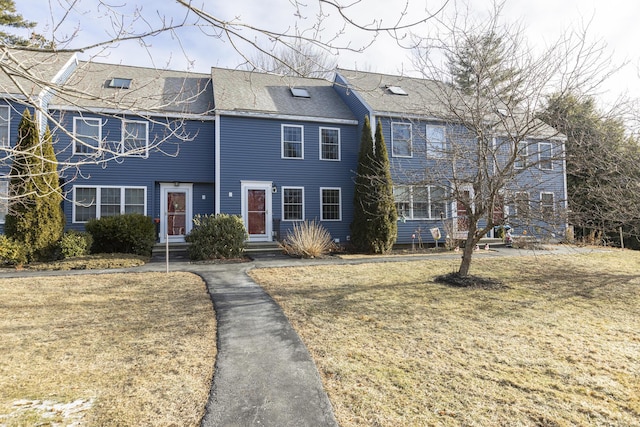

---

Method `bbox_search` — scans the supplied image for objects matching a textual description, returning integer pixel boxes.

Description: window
[391,122,412,157]
[540,192,554,221]
[290,87,310,98]
[394,185,447,220]
[321,188,341,221]
[282,187,304,221]
[109,78,132,89]
[539,142,552,170]
[514,141,528,169]
[73,186,146,222]
[0,105,9,147]
[514,191,530,220]
[0,180,8,223]
[426,125,446,158]
[394,186,410,218]
[320,127,340,161]
[386,85,408,96]
[122,120,148,157]
[282,125,304,159]
[73,117,102,154]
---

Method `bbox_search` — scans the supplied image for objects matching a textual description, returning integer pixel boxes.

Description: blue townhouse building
[0,48,567,246]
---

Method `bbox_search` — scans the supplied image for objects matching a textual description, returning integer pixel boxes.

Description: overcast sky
[17,0,640,106]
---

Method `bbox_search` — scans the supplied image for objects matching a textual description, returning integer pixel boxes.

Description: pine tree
[351,116,375,252]
[351,116,397,253]
[5,110,64,261]
[0,0,51,48]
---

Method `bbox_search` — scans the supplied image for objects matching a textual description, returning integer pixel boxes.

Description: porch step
[478,238,506,248]
[245,241,283,253]
[151,242,190,262]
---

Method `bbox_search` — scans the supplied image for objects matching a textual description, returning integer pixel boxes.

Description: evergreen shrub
[185,214,247,260]
[58,231,93,258]
[86,214,156,256]
[0,235,27,266]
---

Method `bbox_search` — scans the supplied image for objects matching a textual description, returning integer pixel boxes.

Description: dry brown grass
[250,250,640,426]
[0,272,216,426]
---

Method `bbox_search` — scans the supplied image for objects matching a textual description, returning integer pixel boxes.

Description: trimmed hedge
[186,214,247,260]
[85,214,156,256]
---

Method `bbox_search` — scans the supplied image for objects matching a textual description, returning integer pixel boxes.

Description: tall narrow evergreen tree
[369,119,397,253]
[351,116,375,252]
[5,110,64,261]
[351,116,397,253]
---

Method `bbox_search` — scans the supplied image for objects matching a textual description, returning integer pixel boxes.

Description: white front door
[241,181,272,242]
[160,183,193,243]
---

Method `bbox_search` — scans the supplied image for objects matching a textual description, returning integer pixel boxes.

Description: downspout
[561,137,569,235]
[215,112,221,214]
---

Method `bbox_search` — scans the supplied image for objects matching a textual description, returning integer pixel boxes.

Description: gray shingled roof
[337,68,562,140]
[211,68,356,122]
[51,61,213,116]
[0,48,75,97]
[336,68,451,117]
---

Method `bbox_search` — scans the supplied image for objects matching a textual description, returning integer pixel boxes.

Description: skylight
[290,87,310,98]
[386,85,408,96]
[108,78,132,89]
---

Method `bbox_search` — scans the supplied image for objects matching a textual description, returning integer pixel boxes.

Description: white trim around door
[160,183,193,243]
[241,180,273,242]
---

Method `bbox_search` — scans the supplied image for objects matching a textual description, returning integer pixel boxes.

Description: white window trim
[319,127,341,161]
[540,191,555,219]
[282,186,305,222]
[538,142,553,170]
[426,124,447,159]
[72,185,147,223]
[514,141,528,169]
[121,119,149,158]
[0,105,10,148]
[320,187,342,221]
[395,185,447,220]
[513,191,530,218]
[73,117,102,155]
[0,179,8,223]
[391,122,413,158]
[281,124,304,159]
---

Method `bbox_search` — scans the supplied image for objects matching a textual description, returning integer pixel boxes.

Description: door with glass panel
[160,183,192,243]
[241,181,272,242]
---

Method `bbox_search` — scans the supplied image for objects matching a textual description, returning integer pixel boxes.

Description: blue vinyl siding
[333,74,372,136]
[218,115,359,242]
[51,111,215,231]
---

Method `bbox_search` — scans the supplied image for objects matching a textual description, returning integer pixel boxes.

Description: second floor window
[320,127,340,160]
[73,117,102,154]
[0,105,9,148]
[282,125,304,159]
[392,122,412,157]
[514,141,528,169]
[538,142,552,170]
[123,120,148,157]
[426,125,446,158]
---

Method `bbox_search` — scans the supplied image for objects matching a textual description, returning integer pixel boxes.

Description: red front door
[247,189,266,235]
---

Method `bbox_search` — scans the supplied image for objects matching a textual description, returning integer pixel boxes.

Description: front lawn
[250,250,640,426]
[0,272,216,426]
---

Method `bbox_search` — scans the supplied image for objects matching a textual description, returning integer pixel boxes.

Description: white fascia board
[216,109,358,126]
[48,104,216,121]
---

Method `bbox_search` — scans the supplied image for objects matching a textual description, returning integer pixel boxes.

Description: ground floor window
[282,187,304,221]
[73,186,146,222]
[320,187,341,221]
[0,180,7,223]
[540,192,555,221]
[394,185,447,220]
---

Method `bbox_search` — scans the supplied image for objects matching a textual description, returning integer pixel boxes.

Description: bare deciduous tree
[405,1,619,277]
[0,0,448,210]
